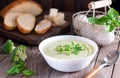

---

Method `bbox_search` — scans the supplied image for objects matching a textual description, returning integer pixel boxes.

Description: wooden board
[0,12,72,46]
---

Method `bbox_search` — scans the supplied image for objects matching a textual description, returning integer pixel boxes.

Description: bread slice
[16,13,36,34]
[52,12,67,26]
[4,11,23,30]
[35,19,52,34]
[1,0,43,18]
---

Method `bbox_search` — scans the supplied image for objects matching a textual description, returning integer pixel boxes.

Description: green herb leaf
[88,17,99,24]
[7,66,17,75]
[7,62,27,75]
[22,70,34,76]
[14,68,21,74]
[97,16,110,25]
[56,42,86,55]
[109,25,115,32]
[88,8,120,32]
[56,45,64,53]
[108,8,119,19]
[115,20,120,27]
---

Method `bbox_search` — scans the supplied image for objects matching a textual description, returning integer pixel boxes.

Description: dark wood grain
[0,12,72,46]
[52,0,64,11]
[38,0,53,11]
[0,54,8,62]
[75,0,90,11]
[0,55,12,78]
[0,37,7,54]
[0,0,13,11]
[75,0,98,11]
[27,47,53,78]
[63,0,75,12]
[0,0,119,13]
[49,70,69,78]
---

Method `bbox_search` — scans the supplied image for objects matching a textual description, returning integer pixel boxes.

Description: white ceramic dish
[39,35,98,72]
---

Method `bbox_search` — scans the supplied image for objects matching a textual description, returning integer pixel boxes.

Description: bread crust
[4,11,24,31]
[4,23,16,31]
[35,19,52,34]
[16,13,35,34]
[16,19,31,34]
[1,0,42,18]
[35,26,51,34]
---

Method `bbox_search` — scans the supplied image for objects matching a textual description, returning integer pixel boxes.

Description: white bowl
[39,35,98,72]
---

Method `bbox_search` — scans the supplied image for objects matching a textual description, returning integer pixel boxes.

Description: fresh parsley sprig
[56,42,86,55]
[7,61,34,77]
[88,8,120,32]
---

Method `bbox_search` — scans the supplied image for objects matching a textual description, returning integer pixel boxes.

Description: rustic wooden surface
[0,1,120,78]
[0,0,101,12]
[0,12,72,46]
[0,0,119,16]
[0,30,120,78]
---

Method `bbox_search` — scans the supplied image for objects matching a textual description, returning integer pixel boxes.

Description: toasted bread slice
[16,13,36,34]
[1,0,43,18]
[4,11,23,30]
[35,19,52,34]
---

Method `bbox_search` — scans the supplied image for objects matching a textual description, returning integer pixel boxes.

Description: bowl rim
[39,35,99,61]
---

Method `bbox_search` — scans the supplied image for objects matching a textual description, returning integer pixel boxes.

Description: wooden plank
[65,30,76,35]
[0,0,13,11]
[36,0,53,11]
[7,73,22,78]
[0,55,13,78]
[75,0,97,11]
[0,12,71,46]
[68,60,97,78]
[52,0,64,11]
[0,37,7,54]
[63,0,75,12]
[0,0,52,12]
[30,47,52,78]
[68,47,101,78]
[49,70,69,78]
[0,37,6,44]
[0,54,8,62]
[112,41,120,78]
[75,0,90,11]
[94,42,119,78]
[0,39,119,78]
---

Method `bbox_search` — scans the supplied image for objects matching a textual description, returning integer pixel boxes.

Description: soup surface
[43,39,95,60]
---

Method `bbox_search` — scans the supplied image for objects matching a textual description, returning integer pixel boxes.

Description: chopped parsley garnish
[56,42,86,55]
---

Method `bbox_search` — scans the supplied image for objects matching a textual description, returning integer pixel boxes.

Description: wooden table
[0,31,120,78]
